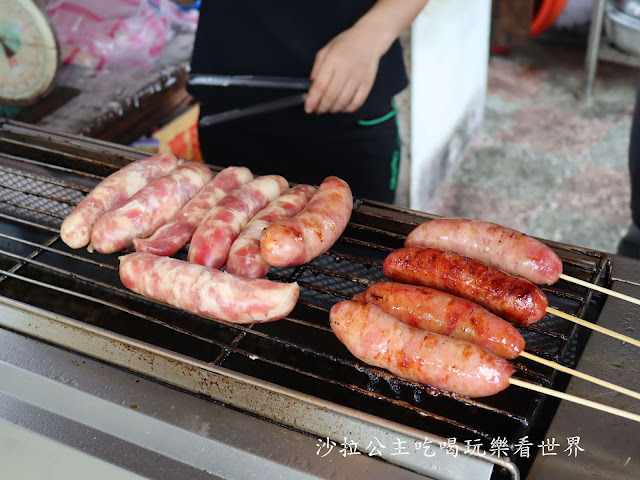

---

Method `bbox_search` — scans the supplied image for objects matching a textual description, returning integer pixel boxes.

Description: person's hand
[304,27,382,115]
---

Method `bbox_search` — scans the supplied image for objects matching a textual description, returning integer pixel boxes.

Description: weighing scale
[0,0,60,107]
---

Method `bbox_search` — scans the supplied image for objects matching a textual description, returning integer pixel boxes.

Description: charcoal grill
[0,118,639,479]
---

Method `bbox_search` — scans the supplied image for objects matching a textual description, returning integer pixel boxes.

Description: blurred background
[1,0,638,253]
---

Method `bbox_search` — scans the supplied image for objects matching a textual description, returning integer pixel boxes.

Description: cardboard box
[153,104,203,162]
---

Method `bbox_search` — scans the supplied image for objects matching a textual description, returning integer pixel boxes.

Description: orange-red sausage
[329,300,514,398]
[405,218,563,285]
[260,176,352,267]
[226,184,316,278]
[355,281,525,359]
[383,247,548,325]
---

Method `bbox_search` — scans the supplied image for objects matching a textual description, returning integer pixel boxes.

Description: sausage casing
[60,153,181,249]
[119,252,299,323]
[91,162,213,254]
[383,247,548,325]
[356,281,525,359]
[226,184,316,278]
[187,175,289,269]
[405,218,563,285]
[330,300,514,398]
[260,176,352,268]
[133,166,253,256]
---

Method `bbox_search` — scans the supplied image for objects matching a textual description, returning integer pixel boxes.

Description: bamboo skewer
[559,273,640,307]
[509,377,640,423]
[519,351,640,401]
[546,306,640,348]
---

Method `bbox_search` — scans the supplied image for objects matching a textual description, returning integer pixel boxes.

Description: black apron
[188,1,408,203]
[188,0,408,121]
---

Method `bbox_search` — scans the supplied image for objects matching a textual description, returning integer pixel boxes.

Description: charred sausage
[187,175,290,269]
[355,281,525,359]
[60,153,181,249]
[226,184,316,278]
[405,218,563,285]
[133,166,253,256]
[383,247,548,325]
[260,176,352,268]
[91,162,213,254]
[329,300,514,398]
[119,252,299,323]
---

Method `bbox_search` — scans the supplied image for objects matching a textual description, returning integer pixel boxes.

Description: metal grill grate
[0,120,611,479]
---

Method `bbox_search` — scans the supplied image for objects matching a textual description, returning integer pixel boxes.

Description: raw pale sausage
[60,153,181,249]
[355,281,525,359]
[260,176,352,268]
[383,247,548,325]
[119,252,299,323]
[91,162,213,254]
[329,300,514,398]
[133,166,253,256]
[188,175,289,269]
[226,184,316,278]
[405,218,563,285]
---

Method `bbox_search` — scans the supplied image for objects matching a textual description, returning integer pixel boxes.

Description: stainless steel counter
[0,326,427,480]
[529,253,640,479]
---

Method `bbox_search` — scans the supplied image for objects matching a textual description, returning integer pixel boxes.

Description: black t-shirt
[188,0,409,120]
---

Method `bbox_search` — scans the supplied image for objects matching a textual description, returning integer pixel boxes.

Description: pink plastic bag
[46,0,199,69]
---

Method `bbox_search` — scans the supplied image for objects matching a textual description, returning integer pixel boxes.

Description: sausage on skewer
[405,218,562,285]
[330,300,640,419]
[354,281,525,359]
[330,300,514,398]
[383,247,549,325]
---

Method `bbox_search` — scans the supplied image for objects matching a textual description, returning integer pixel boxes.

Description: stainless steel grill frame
[0,119,628,480]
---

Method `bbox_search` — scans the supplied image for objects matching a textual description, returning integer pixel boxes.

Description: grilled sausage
[329,300,514,398]
[60,153,181,249]
[405,218,563,285]
[188,175,290,269]
[355,281,524,359]
[133,166,253,256]
[91,162,213,254]
[226,184,317,278]
[260,176,352,268]
[119,252,299,323]
[383,247,548,325]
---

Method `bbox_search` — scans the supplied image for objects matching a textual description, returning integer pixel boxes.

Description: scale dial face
[0,0,60,106]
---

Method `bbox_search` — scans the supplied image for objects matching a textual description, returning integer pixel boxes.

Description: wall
[409,0,492,211]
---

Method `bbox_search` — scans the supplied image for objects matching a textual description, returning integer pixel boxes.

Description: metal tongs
[188,75,312,127]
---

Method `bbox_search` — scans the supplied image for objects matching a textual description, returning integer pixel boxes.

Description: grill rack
[0,120,611,480]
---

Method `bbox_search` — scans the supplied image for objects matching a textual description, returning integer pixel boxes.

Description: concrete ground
[423,36,638,255]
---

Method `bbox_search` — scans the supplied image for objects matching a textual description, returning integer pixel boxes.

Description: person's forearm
[304,0,428,114]
[352,0,429,56]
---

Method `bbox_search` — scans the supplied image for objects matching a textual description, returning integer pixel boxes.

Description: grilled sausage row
[61,158,354,324]
[334,218,563,398]
[65,162,560,398]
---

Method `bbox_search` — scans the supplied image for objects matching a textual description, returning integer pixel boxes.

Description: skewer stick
[559,273,640,307]
[509,377,640,423]
[519,351,640,401]
[546,306,640,348]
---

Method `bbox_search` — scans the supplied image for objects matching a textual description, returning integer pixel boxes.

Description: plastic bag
[46,0,199,70]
